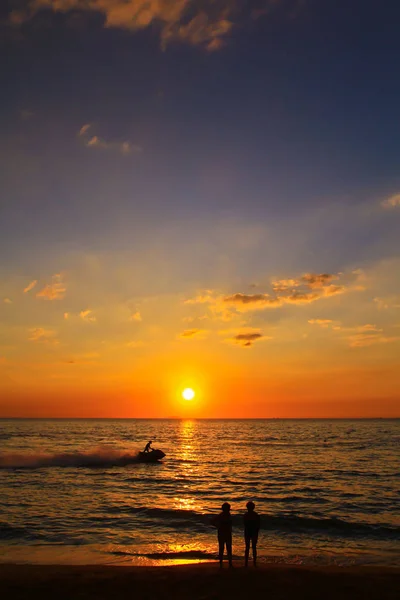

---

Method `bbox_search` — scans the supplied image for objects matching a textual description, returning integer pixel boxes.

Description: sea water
[0,418,399,566]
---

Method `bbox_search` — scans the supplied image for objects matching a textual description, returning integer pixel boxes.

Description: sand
[0,563,399,600]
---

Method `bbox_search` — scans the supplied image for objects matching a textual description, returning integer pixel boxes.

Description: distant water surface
[0,419,399,566]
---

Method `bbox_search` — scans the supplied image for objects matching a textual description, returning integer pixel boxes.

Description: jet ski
[137,449,166,463]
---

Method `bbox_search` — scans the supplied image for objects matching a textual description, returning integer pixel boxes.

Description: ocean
[0,418,399,566]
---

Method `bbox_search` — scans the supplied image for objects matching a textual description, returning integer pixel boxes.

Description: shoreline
[1,544,398,569]
[1,563,399,599]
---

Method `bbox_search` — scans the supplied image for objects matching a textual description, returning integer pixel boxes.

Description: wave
[106,507,400,539]
[0,447,144,469]
[111,550,217,560]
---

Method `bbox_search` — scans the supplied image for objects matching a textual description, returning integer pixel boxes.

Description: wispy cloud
[36,274,66,300]
[3,298,12,304]
[179,329,208,339]
[80,310,96,323]
[79,123,91,136]
[348,333,399,348]
[223,293,283,309]
[130,311,142,322]
[381,193,400,209]
[374,296,400,310]
[233,331,265,347]
[221,328,272,347]
[28,328,58,344]
[23,280,37,294]
[185,271,358,320]
[308,319,333,328]
[80,127,142,155]
[11,1,297,52]
[184,291,215,305]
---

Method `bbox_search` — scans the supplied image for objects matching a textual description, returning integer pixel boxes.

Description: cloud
[183,315,209,323]
[356,324,382,332]
[381,193,400,209]
[80,309,96,323]
[348,334,399,348]
[223,293,282,310]
[28,327,58,344]
[80,127,142,155]
[3,298,12,304]
[36,274,66,300]
[64,312,69,320]
[185,271,356,317]
[184,292,215,305]
[23,280,37,293]
[301,273,338,288]
[308,319,333,328]
[130,311,142,322]
[374,297,400,310]
[272,278,300,292]
[226,328,272,347]
[233,332,263,347]
[11,1,297,52]
[179,329,208,339]
[323,284,345,296]
[79,124,91,136]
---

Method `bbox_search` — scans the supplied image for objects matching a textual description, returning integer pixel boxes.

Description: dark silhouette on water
[244,501,260,567]
[211,502,233,568]
[143,440,153,453]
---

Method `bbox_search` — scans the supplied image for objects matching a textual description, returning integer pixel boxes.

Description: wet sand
[0,563,399,600]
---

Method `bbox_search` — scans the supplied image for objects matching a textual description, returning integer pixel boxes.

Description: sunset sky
[1,0,399,418]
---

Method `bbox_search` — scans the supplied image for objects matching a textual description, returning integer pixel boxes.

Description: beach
[1,563,399,600]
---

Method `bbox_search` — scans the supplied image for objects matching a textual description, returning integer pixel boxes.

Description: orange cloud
[223,293,282,310]
[233,331,264,347]
[185,271,356,317]
[12,1,295,52]
[80,310,96,323]
[301,273,338,288]
[36,274,66,300]
[23,280,37,293]
[179,329,207,339]
[272,278,300,292]
[381,192,400,208]
[348,334,399,348]
[308,319,333,327]
[130,311,142,322]
[28,327,58,344]
[79,124,91,136]
[3,298,12,304]
[83,133,141,155]
[184,292,215,305]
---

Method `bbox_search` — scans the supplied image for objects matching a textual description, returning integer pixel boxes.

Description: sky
[0,0,399,418]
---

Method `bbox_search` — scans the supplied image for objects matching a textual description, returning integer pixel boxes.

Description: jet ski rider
[143,440,153,453]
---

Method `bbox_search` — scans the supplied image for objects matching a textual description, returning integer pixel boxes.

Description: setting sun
[182,388,195,401]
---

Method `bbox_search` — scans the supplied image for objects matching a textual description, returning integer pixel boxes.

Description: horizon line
[0,416,398,420]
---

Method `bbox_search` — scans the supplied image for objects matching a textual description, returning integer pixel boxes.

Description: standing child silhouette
[243,501,260,567]
[211,502,233,568]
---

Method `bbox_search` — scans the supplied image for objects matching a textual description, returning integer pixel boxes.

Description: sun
[182,388,195,401]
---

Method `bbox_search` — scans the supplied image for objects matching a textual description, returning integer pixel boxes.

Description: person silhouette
[243,501,260,567]
[211,502,233,568]
[143,440,153,453]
